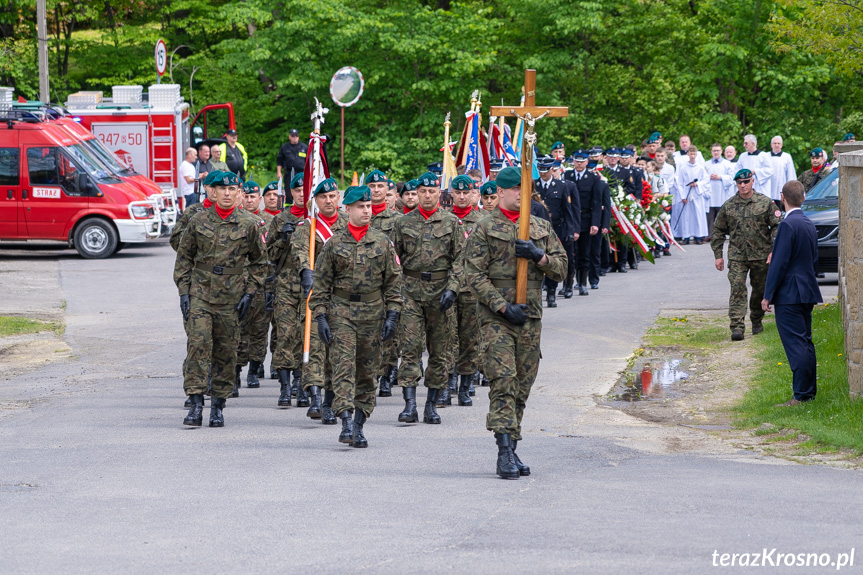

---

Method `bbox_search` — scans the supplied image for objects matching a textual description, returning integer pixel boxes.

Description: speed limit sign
[155,39,167,77]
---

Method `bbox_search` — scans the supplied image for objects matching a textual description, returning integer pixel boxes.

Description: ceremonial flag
[442,113,458,190]
[301,132,330,219]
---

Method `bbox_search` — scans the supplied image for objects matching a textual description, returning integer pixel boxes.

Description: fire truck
[64,84,235,192]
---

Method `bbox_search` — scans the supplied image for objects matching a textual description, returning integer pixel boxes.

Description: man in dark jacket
[276,128,308,182]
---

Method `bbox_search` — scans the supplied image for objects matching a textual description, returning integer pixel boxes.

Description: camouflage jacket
[174,207,268,305]
[267,209,304,293]
[309,227,402,322]
[170,202,207,251]
[465,208,566,320]
[291,213,349,274]
[392,207,465,302]
[798,164,833,193]
[455,208,489,293]
[710,192,782,261]
[370,207,400,238]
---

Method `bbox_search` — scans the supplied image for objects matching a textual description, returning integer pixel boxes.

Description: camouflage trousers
[378,332,399,377]
[302,296,333,392]
[727,259,769,332]
[330,304,383,417]
[400,295,454,389]
[456,292,481,375]
[184,297,239,400]
[272,284,302,371]
[482,316,542,441]
[237,291,273,365]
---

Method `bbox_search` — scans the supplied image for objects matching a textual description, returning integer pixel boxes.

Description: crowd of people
[168,126,854,480]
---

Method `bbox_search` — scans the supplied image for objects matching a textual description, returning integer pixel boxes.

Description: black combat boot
[398,386,419,423]
[546,291,557,308]
[184,396,192,408]
[321,389,337,424]
[277,369,291,407]
[247,360,261,388]
[256,363,265,378]
[378,366,393,397]
[352,410,368,448]
[209,397,225,428]
[290,370,300,398]
[338,411,354,444]
[389,364,399,388]
[563,270,575,298]
[423,388,442,424]
[436,384,451,408]
[481,372,490,387]
[457,374,473,406]
[269,364,278,379]
[578,270,589,296]
[296,384,310,407]
[511,439,531,476]
[183,394,204,427]
[469,372,478,396]
[495,433,519,480]
[306,385,322,419]
[231,365,241,398]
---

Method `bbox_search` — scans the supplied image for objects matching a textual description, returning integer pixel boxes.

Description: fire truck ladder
[150,122,175,186]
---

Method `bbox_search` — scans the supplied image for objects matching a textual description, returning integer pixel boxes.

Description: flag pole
[303,98,327,364]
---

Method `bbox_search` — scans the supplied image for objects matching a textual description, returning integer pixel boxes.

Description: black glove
[264,291,275,312]
[439,289,456,311]
[281,221,296,240]
[236,293,254,321]
[301,269,314,299]
[499,302,529,326]
[316,313,332,346]
[180,294,190,322]
[515,239,545,263]
[381,310,400,342]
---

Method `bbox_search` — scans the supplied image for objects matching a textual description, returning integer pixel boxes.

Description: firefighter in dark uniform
[535,156,577,308]
[566,150,602,295]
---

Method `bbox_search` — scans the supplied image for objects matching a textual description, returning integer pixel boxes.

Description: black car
[800,167,838,273]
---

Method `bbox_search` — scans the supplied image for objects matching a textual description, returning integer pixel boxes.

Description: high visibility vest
[218,142,248,173]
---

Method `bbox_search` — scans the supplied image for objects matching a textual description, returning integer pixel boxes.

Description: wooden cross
[490,69,569,304]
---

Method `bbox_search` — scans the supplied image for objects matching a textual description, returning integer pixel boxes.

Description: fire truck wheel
[73,218,118,259]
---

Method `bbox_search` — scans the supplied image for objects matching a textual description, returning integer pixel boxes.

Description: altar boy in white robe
[735,134,774,198]
[672,146,710,245]
[704,143,735,236]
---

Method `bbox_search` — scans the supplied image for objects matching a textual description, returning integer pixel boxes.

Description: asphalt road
[0,239,854,574]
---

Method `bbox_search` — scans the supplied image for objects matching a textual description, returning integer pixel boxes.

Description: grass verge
[734,301,863,453]
[0,316,63,337]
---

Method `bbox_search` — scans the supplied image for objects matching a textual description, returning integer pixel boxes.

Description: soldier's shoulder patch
[297,220,306,226]
[774,210,781,218]
[257,219,267,227]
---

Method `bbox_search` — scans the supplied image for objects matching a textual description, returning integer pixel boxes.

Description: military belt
[490,278,543,289]
[404,269,448,281]
[196,262,243,275]
[332,288,382,303]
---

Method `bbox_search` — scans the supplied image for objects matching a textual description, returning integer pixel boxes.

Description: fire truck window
[27,147,85,196]
[0,148,19,186]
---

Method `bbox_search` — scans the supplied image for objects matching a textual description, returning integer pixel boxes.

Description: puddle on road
[608,358,690,403]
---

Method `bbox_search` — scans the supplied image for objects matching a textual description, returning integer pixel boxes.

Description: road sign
[155,39,167,77]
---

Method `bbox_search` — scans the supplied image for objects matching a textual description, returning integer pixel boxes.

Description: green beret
[650,131,662,138]
[480,181,497,196]
[313,177,338,196]
[401,179,418,195]
[451,175,475,191]
[262,181,280,194]
[550,141,564,151]
[733,168,753,181]
[416,172,440,188]
[810,147,824,157]
[387,179,396,190]
[343,185,372,205]
[843,133,855,141]
[290,174,304,189]
[202,170,224,186]
[496,166,521,189]
[214,172,241,187]
[364,169,387,184]
[243,180,261,194]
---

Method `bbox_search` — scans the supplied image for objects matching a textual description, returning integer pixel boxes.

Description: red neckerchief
[290,205,305,218]
[648,153,656,159]
[318,211,339,227]
[371,203,387,216]
[252,209,260,215]
[499,206,520,223]
[813,164,823,174]
[214,204,234,220]
[452,205,472,219]
[348,223,369,242]
[202,198,214,208]
[403,206,414,214]
[418,205,438,220]
[265,208,281,216]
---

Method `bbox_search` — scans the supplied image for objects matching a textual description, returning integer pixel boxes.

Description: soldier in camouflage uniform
[391,171,465,425]
[711,168,782,341]
[464,166,567,480]
[174,171,267,427]
[400,179,419,213]
[236,180,275,389]
[311,185,402,448]
[797,148,833,193]
[268,175,307,408]
[365,170,401,397]
[291,177,347,423]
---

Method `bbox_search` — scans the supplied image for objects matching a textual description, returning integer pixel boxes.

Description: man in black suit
[565,149,602,295]
[536,156,578,307]
[762,181,823,406]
